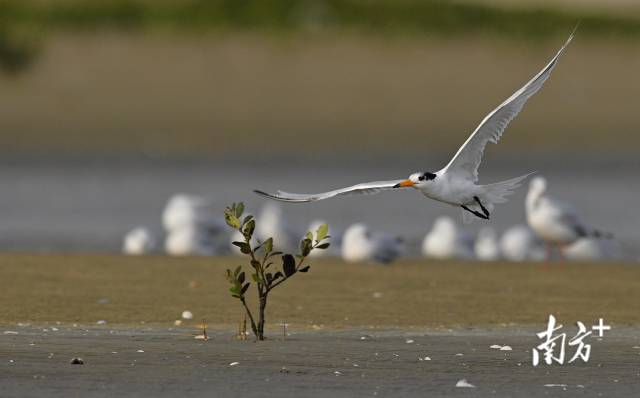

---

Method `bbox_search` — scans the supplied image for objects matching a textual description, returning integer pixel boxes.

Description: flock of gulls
[123,29,624,263]
[123,175,623,263]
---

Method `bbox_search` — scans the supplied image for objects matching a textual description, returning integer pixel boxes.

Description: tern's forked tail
[461,172,535,224]
[482,172,535,204]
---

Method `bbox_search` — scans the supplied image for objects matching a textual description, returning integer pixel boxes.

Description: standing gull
[526,176,607,259]
[255,32,575,222]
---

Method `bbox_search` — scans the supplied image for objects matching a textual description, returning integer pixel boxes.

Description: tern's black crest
[419,172,436,181]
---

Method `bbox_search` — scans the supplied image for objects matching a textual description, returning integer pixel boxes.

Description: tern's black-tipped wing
[254,179,407,203]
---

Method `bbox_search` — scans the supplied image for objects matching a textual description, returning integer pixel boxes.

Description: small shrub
[223,202,330,340]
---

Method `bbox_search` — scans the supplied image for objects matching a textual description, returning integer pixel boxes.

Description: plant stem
[257,296,267,340]
[240,297,258,338]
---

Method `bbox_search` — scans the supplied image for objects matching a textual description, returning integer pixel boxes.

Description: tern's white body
[255,32,576,222]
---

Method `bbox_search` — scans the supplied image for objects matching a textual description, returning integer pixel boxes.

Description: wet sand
[2,255,639,396]
[2,326,639,397]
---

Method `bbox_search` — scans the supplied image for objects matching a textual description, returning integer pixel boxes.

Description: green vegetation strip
[1,254,639,328]
[1,0,639,39]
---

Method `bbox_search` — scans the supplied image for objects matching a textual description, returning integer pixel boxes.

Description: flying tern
[255,32,575,221]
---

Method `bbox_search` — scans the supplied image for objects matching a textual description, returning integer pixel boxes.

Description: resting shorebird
[499,225,546,262]
[255,32,575,222]
[422,216,474,260]
[474,227,501,261]
[341,223,404,264]
[123,227,156,255]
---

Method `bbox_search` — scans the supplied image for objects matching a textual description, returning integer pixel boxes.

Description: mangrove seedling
[224,202,330,340]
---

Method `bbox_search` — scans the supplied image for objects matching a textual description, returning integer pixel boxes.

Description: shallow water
[0,153,637,254]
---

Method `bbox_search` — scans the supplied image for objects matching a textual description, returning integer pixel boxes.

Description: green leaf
[237,271,245,284]
[300,238,312,257]
[250,260,261,269]
[241,282,250,294]
[234,265,242,276]
[266,273,273,285]
[316,243,330,250]
[235,202,245,218]
[299,266,310,273]
[232,241,251,254]
[225,269,234,283]
[282,254,296,277]
[224,207,241,229]
[229,285,240,295]
[305,231,313,241]
[316,224,329,241]
[251,273,259,282]
[243,219,255,239]
[242,214,253,226]
[262,238,273,254]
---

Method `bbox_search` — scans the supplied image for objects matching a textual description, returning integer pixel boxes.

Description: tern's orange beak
[393,179,415,188]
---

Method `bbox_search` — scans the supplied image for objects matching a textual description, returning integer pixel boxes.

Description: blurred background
[0,0,638,254]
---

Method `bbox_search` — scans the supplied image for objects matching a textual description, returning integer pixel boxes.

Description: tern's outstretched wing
[442,30,575,182]
[254,179,406,203]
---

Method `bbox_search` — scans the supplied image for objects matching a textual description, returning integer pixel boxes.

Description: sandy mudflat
[1,255,640,396]
[2,325,640,397]
[2,255,640,327]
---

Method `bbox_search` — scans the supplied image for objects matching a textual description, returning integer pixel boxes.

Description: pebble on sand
[229,362,240,366]
[70,358,84,365]
[456,379,475,388]
[499,345,513,351]
[182,311,194,320]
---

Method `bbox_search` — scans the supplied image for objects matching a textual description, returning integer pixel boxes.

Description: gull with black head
[255,31,575,222]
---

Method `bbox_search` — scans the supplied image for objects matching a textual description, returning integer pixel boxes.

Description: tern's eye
[418,175,425,181]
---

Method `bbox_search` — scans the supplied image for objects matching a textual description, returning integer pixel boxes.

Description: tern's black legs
[474,196,490,218]
[461,196,490,220]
